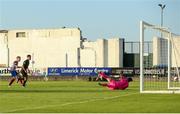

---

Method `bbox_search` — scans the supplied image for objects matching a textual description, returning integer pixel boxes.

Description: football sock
[20,78,23,85]
[17,78,20,83]
[23,80,27,87]
[9,78,15,86]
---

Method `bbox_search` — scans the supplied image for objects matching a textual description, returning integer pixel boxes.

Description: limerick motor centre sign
[47,67,112,76]
[47,67,176,76]
[1,67,178,76]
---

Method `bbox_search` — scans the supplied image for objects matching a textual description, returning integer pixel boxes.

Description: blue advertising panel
[59,68,79,76]
[48,68,61,76]
[47,67,112,76]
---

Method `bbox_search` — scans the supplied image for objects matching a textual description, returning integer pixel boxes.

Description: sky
[0,0,179,41]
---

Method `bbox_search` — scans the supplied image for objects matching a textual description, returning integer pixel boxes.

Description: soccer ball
[173,76,178,82]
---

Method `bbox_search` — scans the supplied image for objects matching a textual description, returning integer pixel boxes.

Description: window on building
[16,32,26,38]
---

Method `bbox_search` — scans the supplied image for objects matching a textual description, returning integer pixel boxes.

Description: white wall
[0,28,124,68]
[80,39,107,67]
[80,38,124,67]
[153,37,168,66]
[7,28,81,68]
[153,37,161,66]
[171,36,180,67]
[0,33,8,66]
[107,38,123,67]
[153,36,180,67]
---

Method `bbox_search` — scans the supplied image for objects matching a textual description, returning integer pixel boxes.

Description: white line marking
[7,92,138,113]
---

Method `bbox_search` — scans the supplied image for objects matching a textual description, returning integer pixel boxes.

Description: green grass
[0,80,180,113]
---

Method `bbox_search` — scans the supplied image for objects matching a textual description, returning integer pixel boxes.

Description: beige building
[81,38,124,67]
[0,28,124,69]
[153,36,180,67]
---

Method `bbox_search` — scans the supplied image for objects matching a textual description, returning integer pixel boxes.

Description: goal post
[140,20,180,94]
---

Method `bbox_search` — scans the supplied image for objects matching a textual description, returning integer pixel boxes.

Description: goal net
[140,21,180,93]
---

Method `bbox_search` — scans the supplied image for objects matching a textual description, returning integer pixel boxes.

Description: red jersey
[107,76,129,90]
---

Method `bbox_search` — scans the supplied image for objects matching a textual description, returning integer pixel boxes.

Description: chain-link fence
[124,41,152,67]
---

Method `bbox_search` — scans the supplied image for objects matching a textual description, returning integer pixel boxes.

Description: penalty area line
[7,92,138,113]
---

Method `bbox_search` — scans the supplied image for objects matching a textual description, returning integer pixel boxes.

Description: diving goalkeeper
[96,72,133,90]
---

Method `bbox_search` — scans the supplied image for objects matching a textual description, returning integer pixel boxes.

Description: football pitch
[0,80,180,113]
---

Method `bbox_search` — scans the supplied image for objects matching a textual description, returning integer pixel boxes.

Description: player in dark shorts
[21,55,31,87]
[8,56,21,87]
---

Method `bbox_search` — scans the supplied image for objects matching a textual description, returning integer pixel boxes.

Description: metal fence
[124,41,152,54]
[124,41,153,67]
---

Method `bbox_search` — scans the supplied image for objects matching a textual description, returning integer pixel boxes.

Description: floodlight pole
[158,4,166,38]
[158,4,166,65]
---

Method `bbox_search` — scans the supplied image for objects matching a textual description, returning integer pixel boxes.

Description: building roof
[0,30,8,33]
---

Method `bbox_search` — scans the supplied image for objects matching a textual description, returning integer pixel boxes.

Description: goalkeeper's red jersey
[107,77,129,90]
[99,72,129,90]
